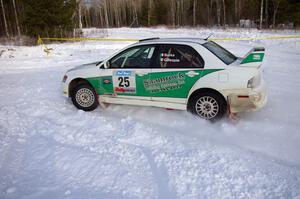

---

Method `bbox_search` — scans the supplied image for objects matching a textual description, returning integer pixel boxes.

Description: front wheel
[188,91,227,120]
[71,84,98,111]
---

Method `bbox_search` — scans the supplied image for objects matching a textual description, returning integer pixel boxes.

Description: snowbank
[0,28,300,199]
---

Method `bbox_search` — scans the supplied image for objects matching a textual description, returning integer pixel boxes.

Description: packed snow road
[0,28,300,199]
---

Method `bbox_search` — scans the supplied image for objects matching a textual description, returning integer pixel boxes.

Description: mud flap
[98,96,109,109]
[227,95,238,121]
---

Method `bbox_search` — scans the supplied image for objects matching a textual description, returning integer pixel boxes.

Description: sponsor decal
[144,73,185,93]
[253,54,261,60]
[115,70,132,76]
[103,79,111,84]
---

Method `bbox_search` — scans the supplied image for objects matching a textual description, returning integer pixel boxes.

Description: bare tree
[103,0,109,28]
[265,0,269,28]
[234,0,238,22]
[77,0,83,30]
[12,0,21,37]
[272,0,281,28]
[216,0,221,26]
[133,0,139,26]
[193,0,196,26]
[222,0,226,26]
[0,0,9,37]
[260,0,264,29]
[148,0,152,26]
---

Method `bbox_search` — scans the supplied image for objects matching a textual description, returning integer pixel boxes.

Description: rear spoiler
[240,47,265,68]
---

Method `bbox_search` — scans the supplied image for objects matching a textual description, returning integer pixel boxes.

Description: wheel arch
[68,78,94,97]
[187,88,227,108]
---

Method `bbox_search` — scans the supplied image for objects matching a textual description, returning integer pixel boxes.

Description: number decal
[113,70,136,94]
[124,77,130,87]
[118,77,130,87]
[118,77,124,87]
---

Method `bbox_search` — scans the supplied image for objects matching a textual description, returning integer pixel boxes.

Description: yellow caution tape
[37,35,300,55]
[40,37,139,42]
[37,35,53,56]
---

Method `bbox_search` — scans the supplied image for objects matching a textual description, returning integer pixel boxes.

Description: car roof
[137,37,208,45]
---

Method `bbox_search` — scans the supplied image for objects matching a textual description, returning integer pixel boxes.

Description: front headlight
[62,74,68,83]
[247,74,261,88]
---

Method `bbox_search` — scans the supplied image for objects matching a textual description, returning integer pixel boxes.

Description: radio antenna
[205,33,213,40]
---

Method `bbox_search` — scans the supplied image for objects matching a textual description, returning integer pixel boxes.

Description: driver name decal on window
[113,70,136,94]
[160,53,180,63]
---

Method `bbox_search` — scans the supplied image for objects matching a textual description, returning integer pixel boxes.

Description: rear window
[202,41,237,65]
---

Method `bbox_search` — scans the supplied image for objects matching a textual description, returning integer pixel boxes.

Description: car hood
[68,61,101,73]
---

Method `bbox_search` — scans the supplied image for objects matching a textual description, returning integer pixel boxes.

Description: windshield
[202,41,237,65]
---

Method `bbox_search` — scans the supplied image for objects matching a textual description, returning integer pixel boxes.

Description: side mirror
[106,60,111,68]
[99,61,109,69]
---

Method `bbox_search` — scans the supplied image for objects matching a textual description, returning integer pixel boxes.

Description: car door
[99,44,156,100]
[148,44,205,103]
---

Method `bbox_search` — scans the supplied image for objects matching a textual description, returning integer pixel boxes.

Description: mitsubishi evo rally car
[62,38,267,120]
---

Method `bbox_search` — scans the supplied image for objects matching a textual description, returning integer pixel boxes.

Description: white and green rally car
[62,38,267,120]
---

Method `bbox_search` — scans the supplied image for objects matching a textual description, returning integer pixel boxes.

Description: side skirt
[99,96,187,110]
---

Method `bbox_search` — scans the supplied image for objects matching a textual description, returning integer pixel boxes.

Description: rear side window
[202,41,237,65]
[154,44,204,68]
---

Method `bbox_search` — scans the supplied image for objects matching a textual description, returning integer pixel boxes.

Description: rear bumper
[226,80,267,113]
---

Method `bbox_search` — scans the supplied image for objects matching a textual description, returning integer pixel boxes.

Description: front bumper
[226,80,267,113]
[62,82,69,97]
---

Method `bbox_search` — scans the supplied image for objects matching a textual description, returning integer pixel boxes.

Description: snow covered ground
[0,27,300,199]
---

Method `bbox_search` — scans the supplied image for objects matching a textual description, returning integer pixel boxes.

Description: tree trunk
[193,0,196,26]
[171,0,175,27]
[148,0,152,26]
[99,6,103,28]
[78,0,83,30]
[0,0,9,37]
[207,2,210,26]
[260,0,264,29]
[265,0,269,28]
[12,0,21,37]
[234,0,238,23]
[272,0,281,28]
[103,0,109,28]
[114,1,120,27]
[217,0,221,26]
[222,0,226,26]
[133,1,139,26]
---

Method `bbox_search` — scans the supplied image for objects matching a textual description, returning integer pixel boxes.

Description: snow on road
[0,28,300,199]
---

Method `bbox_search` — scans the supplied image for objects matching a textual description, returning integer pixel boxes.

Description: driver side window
[109,45,155,68]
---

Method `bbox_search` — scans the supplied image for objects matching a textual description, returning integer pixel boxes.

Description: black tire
[188,91,227,120]
[71,83,98,111]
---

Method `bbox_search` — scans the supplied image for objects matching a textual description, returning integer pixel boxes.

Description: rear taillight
[247,74,261,88]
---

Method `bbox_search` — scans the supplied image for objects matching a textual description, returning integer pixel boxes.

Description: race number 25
[113,70,136,93]
[118,77,130,87]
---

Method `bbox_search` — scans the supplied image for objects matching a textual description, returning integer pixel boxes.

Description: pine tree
[21,0,76,37]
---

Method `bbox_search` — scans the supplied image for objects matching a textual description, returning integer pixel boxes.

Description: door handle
[136,71,149,76]
[185,71,199,77]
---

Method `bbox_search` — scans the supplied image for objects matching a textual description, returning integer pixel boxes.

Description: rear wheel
[188,91,227,120]
[71,84,98,111]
